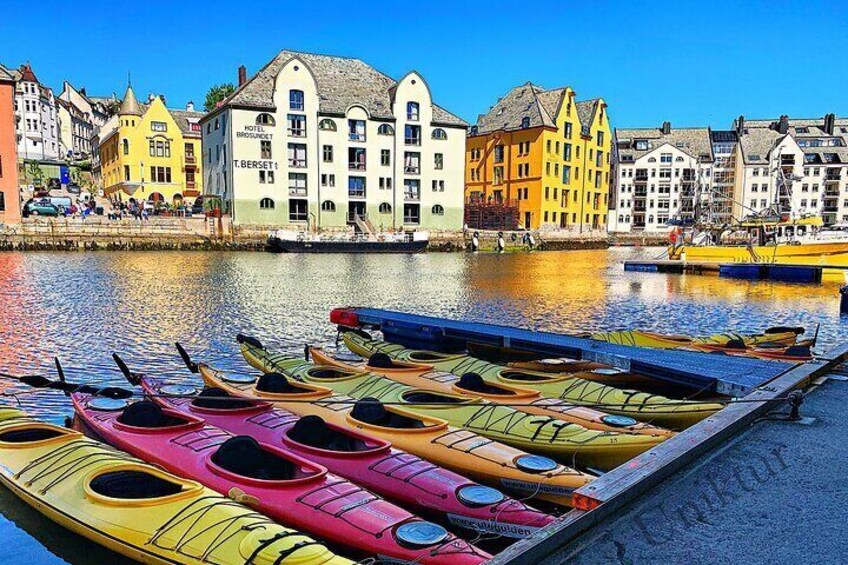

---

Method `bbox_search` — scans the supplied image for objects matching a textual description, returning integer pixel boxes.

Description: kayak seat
[89,470,183,499]
[351,398,426,429]
[117,401,187,428]
[457,373,516,396]
[307,368,354,380]
[500,371,551,382]
[211,436,297,481]
[288,415,369,452]
[256,373,304,394]
[0,427,66,443]
[192,387,256,410]
[407,352,450,362]
[401,391,464,404]
[723,339,746,350]
[368,353,403,369]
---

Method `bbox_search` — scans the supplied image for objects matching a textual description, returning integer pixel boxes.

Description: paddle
[175,342,199,374]
[112,353,144,386]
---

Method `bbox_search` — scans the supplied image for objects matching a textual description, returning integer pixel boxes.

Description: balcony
[825,171,842,182]
[348,188,366,199]
[824,205,839,213]
[405,137,421,146]
[288,128,306,138]
[634,189,647,197]
[404,165,420,174]
[825,187,840,197]
[184,154,197,167]
[348,133,366,142]
[186,180,196,190]
[289,158,307,168]
[404,190,420,201]
[289,187,307,197]
[634,175,648,183]
[348,162,366,171]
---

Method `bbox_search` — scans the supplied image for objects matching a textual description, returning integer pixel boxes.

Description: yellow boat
[201,354,593,507]
[342,332,725,430]
[0,407,349,565]
[583,327,804,349]
[309,346,675,440]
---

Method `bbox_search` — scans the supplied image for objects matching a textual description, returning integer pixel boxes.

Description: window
[432,128,447,140]
[287,114,306,137]
[0,191,4,212]
[122,139,129,155]
[469,126,478,136]
[349,147,366,170]
[407,102,419,121]
[434,153,443,170]
[432,204,444,215]
[404,203,420,224]
[289,173,307,195]
[288,143,307,167]
[349,176,366,198]
[318,119,336,131]
[261,140,272,160]
[289,90,304,111]
[660,153,672,164]
[123,165,130,181]
[379,202,392,214]
[597,131,604,146]
[405,125,421,145]
[404,179,420,200]
[259,170,275,184]
[149,166,172,183]
[323,145,333,162]
[404,152,421,174]
[564,123,573,139]
[151,121,167,132]
[378,124,394,135]
[379,177,392,190]
[348,120,366,142]
[432,180,444,192]
[289,199,307,222]
[259,198,275,210]
[381,149,391,166]
[320,173,336,187]
[256,113,275,126]
[321,200,336,212]
[520,117,530,129]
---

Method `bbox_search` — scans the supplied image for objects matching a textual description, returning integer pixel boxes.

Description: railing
[404,191,420,201]
[348,162,366,171]
[288,128,306,137]
[184,155,196,165]
[349,133,366,142]
[186,181,196,189]
[404,166,420,174]
[289,187,307,196]
[348,188,366,198]
[404,137,421,146]
[289,159,306,168]
[634,176,648,182]
[825,171,842,181]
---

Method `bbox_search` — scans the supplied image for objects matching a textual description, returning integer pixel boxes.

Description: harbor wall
[0,217,610,252]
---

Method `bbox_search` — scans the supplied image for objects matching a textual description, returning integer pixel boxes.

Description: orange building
[0,64,20,223]
[466,83,611,231]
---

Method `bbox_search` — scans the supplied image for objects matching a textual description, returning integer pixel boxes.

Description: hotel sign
[236,125,273,140]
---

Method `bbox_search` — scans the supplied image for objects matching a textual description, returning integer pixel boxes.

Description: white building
[12,64,61,162]
[610,122,714,232]
[201,50,468,229]
[58,81,112,163]
[734,114,848,224]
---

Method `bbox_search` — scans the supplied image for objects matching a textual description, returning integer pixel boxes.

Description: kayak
[678,342,813,362]
[201,355,593,507]
[0,406,349,565]
[72,394,489,565]
[309,346,675,440]
[140,376,556,539]
[582,327,804,349]
[341,332,725,430]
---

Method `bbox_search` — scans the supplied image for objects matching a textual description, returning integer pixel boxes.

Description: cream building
[202,50,468,229]
[12,64,61,162]
[610,123,714,232]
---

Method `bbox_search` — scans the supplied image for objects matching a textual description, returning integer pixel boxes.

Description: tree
[204,83,235,112]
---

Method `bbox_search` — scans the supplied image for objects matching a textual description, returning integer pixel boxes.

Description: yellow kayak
[342,332,725,430]
[583,327,804,349]
[0,406,349,565]
[206,346,593,507]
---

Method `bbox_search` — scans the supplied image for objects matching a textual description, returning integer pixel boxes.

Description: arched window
[260,198,275,210]
[469,126,478,136]
[379,202,392,214]
[648,215,654,223]
[431,204,445,215]
[122,139,129,155]
[675,156,684,162]
[321,200,336,212]
[618,214,623,222]
[407,102,419,121]
[256,113,275,126]
[520,117,530,129]
[289,90,304,111]
[318,119,336,131]
[431,128,447,140]
[648,157,657,162]
[378,124,394,135]
[625,215,630,222]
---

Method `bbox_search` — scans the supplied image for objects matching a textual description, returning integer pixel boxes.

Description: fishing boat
[0,406,350,565]
[267,229,429,254]
[72,394,488,565]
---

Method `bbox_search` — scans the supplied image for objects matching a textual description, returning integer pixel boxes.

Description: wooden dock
[624,259,848,284]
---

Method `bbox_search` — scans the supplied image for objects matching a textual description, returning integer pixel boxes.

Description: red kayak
[141,377,556,539]
[72,393,490,565]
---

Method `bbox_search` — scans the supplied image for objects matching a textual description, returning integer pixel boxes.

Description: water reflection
[0,248,845,563]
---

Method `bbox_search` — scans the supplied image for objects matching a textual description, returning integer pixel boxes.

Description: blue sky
[3,0,846,128]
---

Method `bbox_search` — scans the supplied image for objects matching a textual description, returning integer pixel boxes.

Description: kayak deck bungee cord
[341,332,725,430]
[0,405,351,565]
[242,340,668,470]
[309,346,676,440]
[71,393,489,565]
[137,368,557,540]
[582,327,804,349]
[202,348,593,507]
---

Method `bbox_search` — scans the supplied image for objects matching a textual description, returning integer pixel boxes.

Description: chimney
[186,101,195,112]
[824,113,835,135]
[148,93,155,103]
[238,65,247,87]
[661,121,671,135]
[777,115,789,134]
[735,115,745,136]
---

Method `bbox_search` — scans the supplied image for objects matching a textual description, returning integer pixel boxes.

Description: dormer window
[520,117,530,129]
[635,140,648,151]
[289,90,304,111]
[469,126,478,136]
[377,124,394,135]
[407,102,419,121]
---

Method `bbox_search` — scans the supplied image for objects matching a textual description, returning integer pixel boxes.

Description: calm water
[0,248,846,564]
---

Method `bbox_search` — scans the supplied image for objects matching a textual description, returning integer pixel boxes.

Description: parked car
[23,199,60,217]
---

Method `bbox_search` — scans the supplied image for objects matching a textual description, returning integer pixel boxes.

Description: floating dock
[332,308,793,395]
[625,259,847,284]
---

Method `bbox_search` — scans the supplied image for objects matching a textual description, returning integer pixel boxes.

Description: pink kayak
[142,377,556,539]
[72,393,489,565]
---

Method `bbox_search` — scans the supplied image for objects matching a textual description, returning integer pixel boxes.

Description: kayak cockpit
[400,390,472,405]
[304,367,362,381]
[498,370,562,383]
[454,373,518,396]
[114,401,203,432]
[405,350,462,363]
[210,435,325,483]
[285,415,388,453]
[190,387,271,412]
[84,464,202,504]
[0,424,73,444]
[349,398,433,430]
[366,353,425,372]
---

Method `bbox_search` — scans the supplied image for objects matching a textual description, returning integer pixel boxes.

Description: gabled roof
[215,49,466,127]
[168,108,204,136]
[615,126,713,162]
[18,64,38,83]
[576,99,599,128]
[0,63,15,82]
[474,82,556,135]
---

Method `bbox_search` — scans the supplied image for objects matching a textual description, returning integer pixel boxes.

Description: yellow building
[466,83,611,230]
[100,86,203,206]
